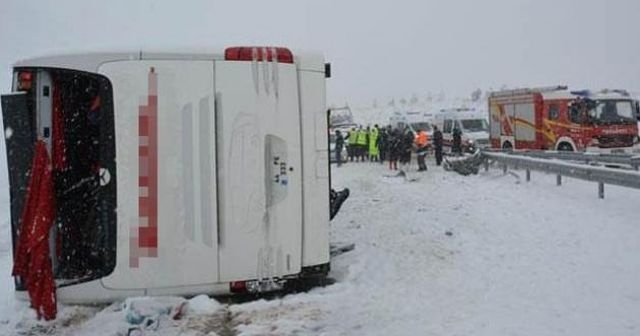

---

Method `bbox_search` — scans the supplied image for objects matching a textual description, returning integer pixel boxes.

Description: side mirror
[324,63,331,79]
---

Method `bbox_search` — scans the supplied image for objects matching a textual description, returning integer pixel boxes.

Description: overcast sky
[1,0,639,105]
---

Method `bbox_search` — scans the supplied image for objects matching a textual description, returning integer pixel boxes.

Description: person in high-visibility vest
[356,126,368,162]
[368,125,380,162]
[415,129,429,171]
[347,127,358,162]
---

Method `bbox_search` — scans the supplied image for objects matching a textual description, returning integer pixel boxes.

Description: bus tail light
[225,46,294,64]
[18,71,34,91]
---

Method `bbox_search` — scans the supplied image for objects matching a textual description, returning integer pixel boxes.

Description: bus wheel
[502,142,513,150]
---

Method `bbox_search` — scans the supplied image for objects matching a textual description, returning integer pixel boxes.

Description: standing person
[386,125,394,164]
[387,128,401,170]
[356,126,368,162]
[415,129,429,171]
[433,125,444,166]
[335,130,345,167]
[368,125,380,162]
[347,127,357,162]
[400,127,414,169]
[378,127,389,164]
[364,126,371,161]
[452,126,462,154]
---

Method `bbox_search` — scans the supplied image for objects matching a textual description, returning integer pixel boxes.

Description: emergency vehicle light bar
[225,46,294,64]
[601,89,630,97]
[572,89,632,98]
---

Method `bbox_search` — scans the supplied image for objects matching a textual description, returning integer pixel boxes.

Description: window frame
[548,103,560,121]
[443,119,453,133]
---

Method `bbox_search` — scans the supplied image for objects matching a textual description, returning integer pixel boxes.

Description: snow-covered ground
[1,158,640,335]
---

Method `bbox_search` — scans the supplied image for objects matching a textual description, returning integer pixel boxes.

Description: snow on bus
[0,47,336,319]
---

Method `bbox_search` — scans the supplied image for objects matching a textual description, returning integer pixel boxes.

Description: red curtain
[12,140,57,320]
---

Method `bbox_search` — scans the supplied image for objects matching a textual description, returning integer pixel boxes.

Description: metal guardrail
[482,151,640,198]
[516,150,639,170]
[483,148,640,170]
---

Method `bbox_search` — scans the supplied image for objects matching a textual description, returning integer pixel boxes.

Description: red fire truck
[488,86,640,153]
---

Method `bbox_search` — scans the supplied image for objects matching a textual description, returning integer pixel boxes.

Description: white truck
[1,46,334,304]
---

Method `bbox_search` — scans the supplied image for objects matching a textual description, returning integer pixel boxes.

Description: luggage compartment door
[99,60,219,290]
[216,60,303,282]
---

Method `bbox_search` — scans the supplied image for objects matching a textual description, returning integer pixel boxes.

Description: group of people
[333,124,449,171]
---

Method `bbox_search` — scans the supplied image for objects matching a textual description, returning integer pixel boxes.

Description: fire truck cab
[489,86,640,153]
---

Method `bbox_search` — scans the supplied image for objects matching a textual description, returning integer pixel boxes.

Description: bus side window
[548,104,559,120]
[443,119,452,133]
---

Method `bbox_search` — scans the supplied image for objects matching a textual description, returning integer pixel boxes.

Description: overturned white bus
[1,47,336,306]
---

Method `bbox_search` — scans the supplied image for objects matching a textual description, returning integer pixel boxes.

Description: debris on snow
[330,242,356,257]
[123,296,187,325]
[188,295,223,315]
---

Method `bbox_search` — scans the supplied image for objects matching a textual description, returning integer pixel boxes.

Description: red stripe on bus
[132,68,159,267]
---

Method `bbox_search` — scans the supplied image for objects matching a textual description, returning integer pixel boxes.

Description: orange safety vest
[415,131,428,147]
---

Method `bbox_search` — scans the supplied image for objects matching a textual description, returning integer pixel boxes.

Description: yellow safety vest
[348,131,358,145]
[369,128,379,155]
[356,130,368,145]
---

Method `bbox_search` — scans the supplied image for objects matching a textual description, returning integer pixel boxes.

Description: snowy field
[1,157,640,335]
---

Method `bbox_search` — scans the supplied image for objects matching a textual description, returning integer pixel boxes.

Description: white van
[1,46,332,304]
[433,108,490,151]
[390,110,434,141]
